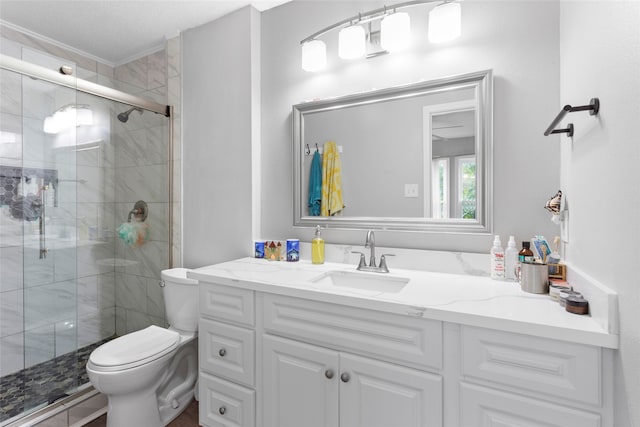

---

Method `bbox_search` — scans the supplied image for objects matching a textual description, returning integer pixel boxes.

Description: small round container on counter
[566,295,589,315]
[559,290,582,307]
[549,283,572,301]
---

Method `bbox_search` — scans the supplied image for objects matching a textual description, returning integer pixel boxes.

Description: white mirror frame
[292,69,493,233]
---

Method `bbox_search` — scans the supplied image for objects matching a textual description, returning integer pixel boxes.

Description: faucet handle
[351,251,367,270]
[378,254,395,273]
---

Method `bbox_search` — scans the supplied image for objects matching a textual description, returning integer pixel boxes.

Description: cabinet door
[340,353,443,427]
[262,335,339,427]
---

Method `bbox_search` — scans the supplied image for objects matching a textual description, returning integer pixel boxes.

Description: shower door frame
[0,53,175,269]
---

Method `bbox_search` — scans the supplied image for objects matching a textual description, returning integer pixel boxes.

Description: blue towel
[308,151,322,216]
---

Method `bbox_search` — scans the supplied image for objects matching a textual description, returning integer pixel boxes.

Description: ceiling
[0,0,291,66]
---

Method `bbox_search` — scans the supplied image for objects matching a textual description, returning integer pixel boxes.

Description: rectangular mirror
[293,69,492,233]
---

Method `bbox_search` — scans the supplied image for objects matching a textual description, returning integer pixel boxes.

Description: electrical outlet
[404,184,419,198]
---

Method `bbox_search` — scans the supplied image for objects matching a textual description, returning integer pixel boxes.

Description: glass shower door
[20,58,81,413]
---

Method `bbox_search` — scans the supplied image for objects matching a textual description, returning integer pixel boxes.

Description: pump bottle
[312,225,325,264]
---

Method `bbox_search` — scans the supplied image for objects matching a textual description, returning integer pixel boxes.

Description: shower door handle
[39,185,48,259]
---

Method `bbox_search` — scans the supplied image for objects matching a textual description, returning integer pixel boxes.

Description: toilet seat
[89,325,180,372]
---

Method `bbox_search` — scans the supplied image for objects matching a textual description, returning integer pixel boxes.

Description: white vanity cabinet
[195,267,614,427]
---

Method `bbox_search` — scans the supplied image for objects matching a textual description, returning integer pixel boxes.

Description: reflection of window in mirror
[426,104,476,220]
[431,158,449,219]
[455,155,476,219]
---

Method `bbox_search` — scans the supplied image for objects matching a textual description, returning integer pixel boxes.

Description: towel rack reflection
[305,143,343,155]
[544,98,600,137]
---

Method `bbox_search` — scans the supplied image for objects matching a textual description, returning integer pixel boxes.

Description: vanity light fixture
[427,1,462,43]
[381,11,411,52]
[338,24,367,59]
[301,39,327,72]
[300,0,462,72]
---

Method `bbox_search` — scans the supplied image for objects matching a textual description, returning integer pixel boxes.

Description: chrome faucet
[365,230,376,267]
[352,230,394,273]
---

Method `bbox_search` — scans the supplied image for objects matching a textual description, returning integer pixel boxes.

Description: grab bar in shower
[544,98,600,137]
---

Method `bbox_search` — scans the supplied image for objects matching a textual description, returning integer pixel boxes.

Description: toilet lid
[89,325,180,371]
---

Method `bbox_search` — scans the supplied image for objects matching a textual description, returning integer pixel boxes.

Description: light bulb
[428,2,462,43]
[301,40,327,72]
[381,12,411,52]
[338,25,366,60]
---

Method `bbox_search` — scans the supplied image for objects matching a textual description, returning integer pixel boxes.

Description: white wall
[559,2,640,426]
[260,0,561,252]
[182,6,260,267]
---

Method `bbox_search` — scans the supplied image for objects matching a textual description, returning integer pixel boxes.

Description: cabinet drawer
[263,294,442,370]
[461,326,601,406]
[200,283,255,327]
[200,318,255,386]
[460,382,601,427]
[200,372,255,427]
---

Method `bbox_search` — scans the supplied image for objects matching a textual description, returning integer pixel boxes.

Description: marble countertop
[189,257,618,349]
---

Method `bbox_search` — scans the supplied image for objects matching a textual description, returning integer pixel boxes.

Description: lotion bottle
[312,225,325,264]
[490,235,505,280]
[505,235,518,281]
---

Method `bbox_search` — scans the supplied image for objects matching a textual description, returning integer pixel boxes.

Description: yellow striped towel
[321,141,345,216]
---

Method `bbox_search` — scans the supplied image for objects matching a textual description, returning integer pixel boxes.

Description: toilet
[87,268,199,427]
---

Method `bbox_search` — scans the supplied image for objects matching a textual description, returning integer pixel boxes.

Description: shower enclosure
[0,49,173,425]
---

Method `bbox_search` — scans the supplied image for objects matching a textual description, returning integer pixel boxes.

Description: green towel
[308,151,322,216]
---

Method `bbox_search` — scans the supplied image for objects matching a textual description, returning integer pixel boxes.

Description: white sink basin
[310,270,409,294]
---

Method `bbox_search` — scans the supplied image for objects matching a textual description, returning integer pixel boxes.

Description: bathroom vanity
[189,258,618,427]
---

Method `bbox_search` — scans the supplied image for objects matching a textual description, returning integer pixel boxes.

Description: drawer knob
[219,348,226,357]
[219,406,226,415]
[325,369,334,379]
[340,372,350,383]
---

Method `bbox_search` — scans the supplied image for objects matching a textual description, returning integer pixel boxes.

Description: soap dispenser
[312,225,325,264]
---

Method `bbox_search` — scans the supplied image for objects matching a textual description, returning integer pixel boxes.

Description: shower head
[117,107,143,123]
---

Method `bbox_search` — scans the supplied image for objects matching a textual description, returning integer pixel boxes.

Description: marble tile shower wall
[0,25,183,377]
[112,49,171,335]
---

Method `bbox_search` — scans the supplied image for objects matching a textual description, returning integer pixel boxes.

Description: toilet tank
[161,268,199,333]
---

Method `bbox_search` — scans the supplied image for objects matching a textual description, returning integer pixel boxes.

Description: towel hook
[315,143,319,152]
[305,144,311,155]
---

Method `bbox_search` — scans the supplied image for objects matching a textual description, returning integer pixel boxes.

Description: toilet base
[106,390,163,427]
[157,337,198,425]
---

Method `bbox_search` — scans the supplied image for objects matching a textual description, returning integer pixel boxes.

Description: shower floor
[0,337,112,424]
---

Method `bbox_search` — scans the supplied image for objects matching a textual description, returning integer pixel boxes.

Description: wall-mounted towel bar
[544,98,600,137]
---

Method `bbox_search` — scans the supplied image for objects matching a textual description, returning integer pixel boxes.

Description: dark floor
[0,338,112,423]
[83,399,199,427]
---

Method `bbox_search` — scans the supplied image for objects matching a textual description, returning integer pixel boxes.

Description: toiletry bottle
[312,225,325,264]
[518,241,534,263]
[505,235,518,281]
[490,235,505,280]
